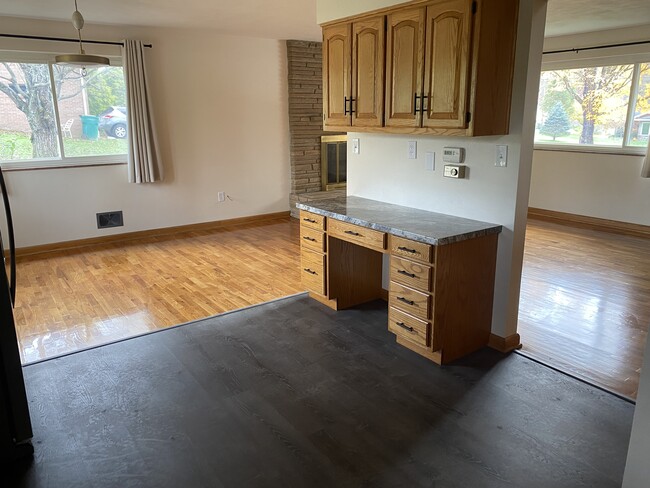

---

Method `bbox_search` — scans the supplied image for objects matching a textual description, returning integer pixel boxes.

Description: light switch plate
[425,152,435,171]
[408,141,417,159]
[496,144,508,167]
[352,138,360,154]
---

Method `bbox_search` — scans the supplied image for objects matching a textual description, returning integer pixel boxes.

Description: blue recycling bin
[80,115,100,140]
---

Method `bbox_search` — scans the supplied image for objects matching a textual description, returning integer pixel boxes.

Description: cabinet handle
[350,97,356,114]
[413,93,421,115]
[396,321,415,332]
[397,269,416,278]
[303,218,317,223]
[397,246,417,254]
[421,92,428,114]
[302,236,317,242]
[396,297,415,306]
[304,268,317,275]
[344,96,350,115]
[344,230,361,236]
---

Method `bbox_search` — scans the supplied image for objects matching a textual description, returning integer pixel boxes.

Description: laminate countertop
[296,196,502,246]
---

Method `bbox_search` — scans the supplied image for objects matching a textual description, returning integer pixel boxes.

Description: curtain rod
[0,33,152,48]
[544,39,650,55]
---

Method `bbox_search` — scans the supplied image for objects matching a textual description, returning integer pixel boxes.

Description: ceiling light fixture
[54,0,110,68]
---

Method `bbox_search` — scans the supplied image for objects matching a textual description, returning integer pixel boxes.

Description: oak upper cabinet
[422,0,472,128]
[384,7,425,128]
[323,16,385,129]
[323,23,351,127]
[324,0,519,136]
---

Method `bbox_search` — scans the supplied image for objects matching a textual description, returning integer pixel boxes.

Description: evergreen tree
[541,101,571,141]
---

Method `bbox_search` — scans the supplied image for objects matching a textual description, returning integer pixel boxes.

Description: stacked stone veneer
[287,40,326,218]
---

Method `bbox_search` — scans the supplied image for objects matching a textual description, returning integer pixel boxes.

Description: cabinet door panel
[323,24,352,127]
[385,8,425,128]
[352,17,385,128]
[423,0,473,128]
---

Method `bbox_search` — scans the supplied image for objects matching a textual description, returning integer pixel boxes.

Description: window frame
[0,51,128,171]
[534,52,650,156]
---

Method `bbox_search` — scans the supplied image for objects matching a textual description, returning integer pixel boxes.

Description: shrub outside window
[0,55,127,169]
[535,61,649,153]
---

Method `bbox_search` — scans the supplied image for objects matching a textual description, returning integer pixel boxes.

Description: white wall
[530,25,650,225]
[0,17,290,247]
[530,151,650,225]
[318,0,548,339]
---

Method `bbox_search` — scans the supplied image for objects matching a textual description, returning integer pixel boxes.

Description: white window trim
[535,51,650,156]
[0,50,127,170]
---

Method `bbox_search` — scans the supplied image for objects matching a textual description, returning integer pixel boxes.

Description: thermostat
[442,147,464,164]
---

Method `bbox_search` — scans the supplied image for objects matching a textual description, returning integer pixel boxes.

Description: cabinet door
[351,17,385,128]
[385,7,425,128]
[422,0,473,129]
[323,23,352,127]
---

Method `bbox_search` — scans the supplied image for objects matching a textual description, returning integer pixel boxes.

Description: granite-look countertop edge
[296,199,503,246]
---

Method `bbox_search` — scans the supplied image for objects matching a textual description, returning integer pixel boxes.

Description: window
[535,61,650,153]
[0,56,127,168]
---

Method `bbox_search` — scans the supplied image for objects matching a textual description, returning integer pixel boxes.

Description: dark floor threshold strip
[514,349,636,405]
[23,292,309,368]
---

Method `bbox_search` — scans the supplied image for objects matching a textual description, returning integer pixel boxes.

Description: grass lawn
[0,131,127,160]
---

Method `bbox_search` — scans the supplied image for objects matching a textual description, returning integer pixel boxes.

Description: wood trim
[528,208,650,239]
[488,333,522,353]
[324,124,471,136]
[14,211,291,259]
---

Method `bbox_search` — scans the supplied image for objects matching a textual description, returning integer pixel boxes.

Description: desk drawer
[390,235,433,264]
[389,281,431,321]
[301,226,326,252]
[300,210,326,231]
[390,256,432,293]
[301,249,326,295]
[388,307,430,348]
[328,219,386,252]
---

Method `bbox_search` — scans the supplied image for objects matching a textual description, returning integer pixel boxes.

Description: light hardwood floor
[14,218,303,363]
[13,216,649,399]
[518,219,650,400]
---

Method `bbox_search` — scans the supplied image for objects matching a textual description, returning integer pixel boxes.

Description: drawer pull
[344,230,361,236]
[396,321,415,332]
[396,296,415,306]
[303,218,317,223]
[397,269,416,278]
[302,236,317,242]
[397,246,417,254]
[303,268,317,275]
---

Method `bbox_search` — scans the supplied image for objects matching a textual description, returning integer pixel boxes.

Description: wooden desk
[297,196,502,365]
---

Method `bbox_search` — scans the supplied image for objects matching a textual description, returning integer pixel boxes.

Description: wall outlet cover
[408,141,417,159]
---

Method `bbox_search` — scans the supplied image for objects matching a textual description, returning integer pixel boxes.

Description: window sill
[533,144,647,157]
[0,158,127,171]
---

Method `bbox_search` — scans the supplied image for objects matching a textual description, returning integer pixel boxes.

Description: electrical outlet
[352,138,360,154]
[496,145,508,167]
[408,141,417,159]
[217,192,226,202]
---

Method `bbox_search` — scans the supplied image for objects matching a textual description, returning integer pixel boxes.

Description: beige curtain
[642,136,650,178]
[122,39,163,183]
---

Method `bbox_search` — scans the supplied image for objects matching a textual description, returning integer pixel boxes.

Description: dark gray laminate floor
[8,294,633,487]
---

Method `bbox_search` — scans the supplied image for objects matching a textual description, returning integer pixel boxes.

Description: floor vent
[96,211,124,229]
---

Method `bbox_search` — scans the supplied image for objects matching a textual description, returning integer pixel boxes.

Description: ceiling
[0,0,649,40]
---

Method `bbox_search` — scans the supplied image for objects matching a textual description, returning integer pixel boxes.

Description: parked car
[98,106,128,139]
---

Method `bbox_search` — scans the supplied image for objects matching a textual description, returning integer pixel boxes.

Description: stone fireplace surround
[286,40,344,218]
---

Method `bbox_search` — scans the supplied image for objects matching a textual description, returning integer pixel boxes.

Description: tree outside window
[535,61,650,150]
[0,60,127,164]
